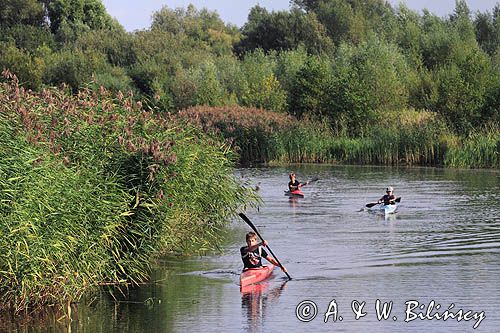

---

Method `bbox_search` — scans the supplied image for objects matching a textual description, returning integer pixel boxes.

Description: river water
[4,165,500,332]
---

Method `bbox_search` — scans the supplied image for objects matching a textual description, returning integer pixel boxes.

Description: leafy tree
[328,37,411,136]
[0,41,45,89]
[419,11,458,69]
[0,0,45,28]
[288,55,333,121]
[474,4,500,55]
[314,0,359,45]
[237,50,287,112]
[395,4,424,65]
[43,48,108,91]
[131,29,182,68]
[480,51,499,125]
[128,59,167,95]
[431,47,492,133]
[47,0,121,39]
[0,24,55,51]
[151,4,239,56]
[275,46,309,96]
[236,6,334,55]
[409,66,438,111]
[303,0,399,45]
[170,66,197,110]
[292,0,321,12]
[214,54,244,105]
[449,0,476,43]
[127,57,174,111]
[131,28,219,75]
[92,65,134,93]
[74,29,137,67]
[190,60,225,107]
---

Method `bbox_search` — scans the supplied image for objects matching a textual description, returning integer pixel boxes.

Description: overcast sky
[101,0,499,32]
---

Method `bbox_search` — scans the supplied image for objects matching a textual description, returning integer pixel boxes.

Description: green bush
[92,65,134,93]
[329,37,411,136]
[0,42,44,89]
[74,29,137,67]
[43,48,108,91]
[0,25,55,52]
[238,50,288,112]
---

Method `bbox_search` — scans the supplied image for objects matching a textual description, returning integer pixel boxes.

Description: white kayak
[380,203,398,215]
[367,197,401,215]
[368,203,398,215]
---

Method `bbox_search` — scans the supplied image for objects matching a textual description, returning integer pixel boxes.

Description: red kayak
[240,265,275,287]
[284,190,304,198]
[240,281,270,294]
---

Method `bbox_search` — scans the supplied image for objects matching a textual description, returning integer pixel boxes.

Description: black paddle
[238,213,292,280]
[300,177,319,187]
[366,197,401,208]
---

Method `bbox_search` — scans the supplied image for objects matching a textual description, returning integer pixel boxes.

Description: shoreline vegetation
[0,0,498,318]
[177,105,499,168]
[0,73,258,314]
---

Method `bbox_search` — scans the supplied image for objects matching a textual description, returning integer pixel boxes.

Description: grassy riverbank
[0,73,257,313]
[177,106,499,168]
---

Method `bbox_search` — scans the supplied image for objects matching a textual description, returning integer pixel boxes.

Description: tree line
[1,0,498,137]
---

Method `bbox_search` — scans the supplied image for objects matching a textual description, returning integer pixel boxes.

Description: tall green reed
[177,106,497,168]
[444,125,499,168]
[0,71,257,313]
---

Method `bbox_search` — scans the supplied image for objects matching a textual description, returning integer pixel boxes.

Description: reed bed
[177,106,497,168]
[0,71,257,314]
[176,105,296,164]
[444,125,499,168]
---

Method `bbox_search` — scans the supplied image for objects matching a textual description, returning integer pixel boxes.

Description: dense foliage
[176,106,498,168]
[0,71,256,313]
[0,0,498,137]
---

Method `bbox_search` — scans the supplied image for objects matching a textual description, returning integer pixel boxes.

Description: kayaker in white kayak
[240,232,287,272]
[288,172,302,192]
[378,186,397,205]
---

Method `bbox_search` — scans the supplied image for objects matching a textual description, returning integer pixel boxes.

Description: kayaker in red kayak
[240,232,287,272]
[288,172,302,192]
[378,186,397,205]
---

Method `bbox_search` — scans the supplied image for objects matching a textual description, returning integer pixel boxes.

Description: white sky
[101,0,499,32]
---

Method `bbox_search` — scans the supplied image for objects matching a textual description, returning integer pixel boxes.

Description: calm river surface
[5,165,500,332]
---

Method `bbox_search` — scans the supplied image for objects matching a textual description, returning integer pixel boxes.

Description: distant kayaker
[288,172,302,192]
[378,186,397,205]
[241,232,287,272]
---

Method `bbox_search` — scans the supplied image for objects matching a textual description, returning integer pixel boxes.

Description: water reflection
[241,281,288,332]
[366,208,400,221]
[288,197,299,208]
[0,305,75,333]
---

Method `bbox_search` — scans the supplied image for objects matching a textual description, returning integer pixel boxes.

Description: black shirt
[288,180,300,191]
[240,245,268,269]
[382,194,396,205]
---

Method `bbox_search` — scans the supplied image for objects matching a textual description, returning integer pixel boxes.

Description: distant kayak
[366,197,401,215]
[284,190,305,198]
[240,265,275,287]
[378,203,398,215]
[369,202,399,215]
